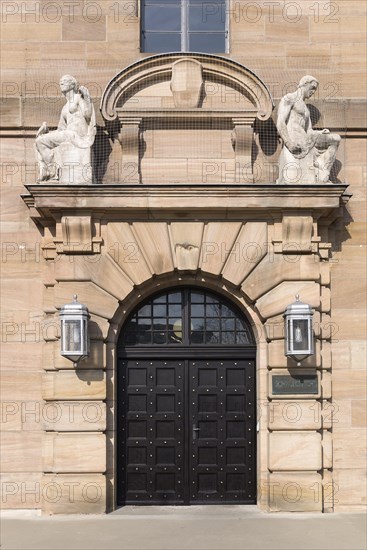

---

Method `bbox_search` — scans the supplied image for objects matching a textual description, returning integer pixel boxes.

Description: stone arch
[99,53,274,185]
[106,271,265,347]
[106,271,266,510]
[100,53,274,122]
[53,218,322,351]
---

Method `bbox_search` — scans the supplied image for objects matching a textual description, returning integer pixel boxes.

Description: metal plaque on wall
[272,374,318,395]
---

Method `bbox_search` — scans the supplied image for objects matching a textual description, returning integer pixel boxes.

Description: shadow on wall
[309,104,343,184]
[252,103,344,184]
[255,118,279,158]
[252,117,281,183]
[92,125,113,184]
[330,205,353,253]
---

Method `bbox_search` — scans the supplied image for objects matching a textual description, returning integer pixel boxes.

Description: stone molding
[99,54,273,185]
[114,108,258,122]
[170,58,203,108]
[23,184,350,222]
[117,117,142,184]
[100,53,274,122]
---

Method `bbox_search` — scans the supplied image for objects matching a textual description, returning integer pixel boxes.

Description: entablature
[22,183,350,263]
[23,184,350,223]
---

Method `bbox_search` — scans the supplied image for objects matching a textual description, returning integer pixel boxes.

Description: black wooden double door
[117,357,256,505]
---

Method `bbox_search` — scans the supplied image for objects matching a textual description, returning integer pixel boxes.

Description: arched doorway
[117,287,256,505]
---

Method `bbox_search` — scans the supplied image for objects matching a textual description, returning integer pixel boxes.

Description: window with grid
[121,288,254,346]
[141,0,227,53]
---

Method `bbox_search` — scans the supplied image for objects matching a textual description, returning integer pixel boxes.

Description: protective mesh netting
[23,50,346,184]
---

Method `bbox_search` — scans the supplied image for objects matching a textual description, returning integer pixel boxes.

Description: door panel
[118,357,256,505]
[189,359,256,504]
[118,359,185,504]
[118,288,256,506]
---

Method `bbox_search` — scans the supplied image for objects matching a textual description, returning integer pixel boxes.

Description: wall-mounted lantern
[284,295,314,364]
[60,295,90,364]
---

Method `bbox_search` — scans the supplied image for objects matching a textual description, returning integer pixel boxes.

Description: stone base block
[267,472,323,512]
[42,474,106,514]
[57,143,93,185]
[0,474,43,509]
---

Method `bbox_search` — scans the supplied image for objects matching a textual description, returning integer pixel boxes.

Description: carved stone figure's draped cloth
[64,107,96,149]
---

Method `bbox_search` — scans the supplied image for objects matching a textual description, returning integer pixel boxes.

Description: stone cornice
[116,109,258,122]
[22,184,350,225]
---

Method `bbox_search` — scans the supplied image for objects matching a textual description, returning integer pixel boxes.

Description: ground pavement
[1,506,366,550]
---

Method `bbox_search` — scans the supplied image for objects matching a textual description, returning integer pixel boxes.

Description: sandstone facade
[0,1,366,514]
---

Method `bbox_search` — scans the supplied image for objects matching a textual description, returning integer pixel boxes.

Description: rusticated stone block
[256,281,320,319]
[107,223,152,285]
[132,222,174,275]
[266,472,323,512]
[265,310,321,340]
[223,222,267,286]
[1,342,42,372]
[200,222,242,276]
[321,371,332,400]
[268,432,322,471]
[41,402,106,432]
[0,371,42,400]
[0,402,22,431]
[268,339,321,368]
[268,400,322,430]
[43,433,106,473]
[42,370,106,400]
[55,282,118,321]
[242,254,319,302]
[1,433,43,472]
[42,474,106,514]
[322,431,333,469]
[321,342,331,369]
[0,474,43,510]
[52,340,105,371]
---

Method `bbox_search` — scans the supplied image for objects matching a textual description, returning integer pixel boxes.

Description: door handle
[193,424,200,439]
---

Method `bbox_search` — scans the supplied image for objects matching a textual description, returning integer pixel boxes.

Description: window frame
[140,0,229,54]
[118,287,254,349]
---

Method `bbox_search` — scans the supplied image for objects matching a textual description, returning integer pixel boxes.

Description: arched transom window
[121,288,254,346]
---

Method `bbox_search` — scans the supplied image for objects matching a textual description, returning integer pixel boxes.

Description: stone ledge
[22,184,350,225]
[116,108,258,121]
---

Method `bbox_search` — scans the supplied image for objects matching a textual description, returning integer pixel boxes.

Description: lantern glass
[284,295,314,363]
[60,295,90,364]
[291,318,309,351]
[63,320,82,353]
[83,319,90,354]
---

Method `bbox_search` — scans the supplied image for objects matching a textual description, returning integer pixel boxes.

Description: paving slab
[1,506,366,550]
